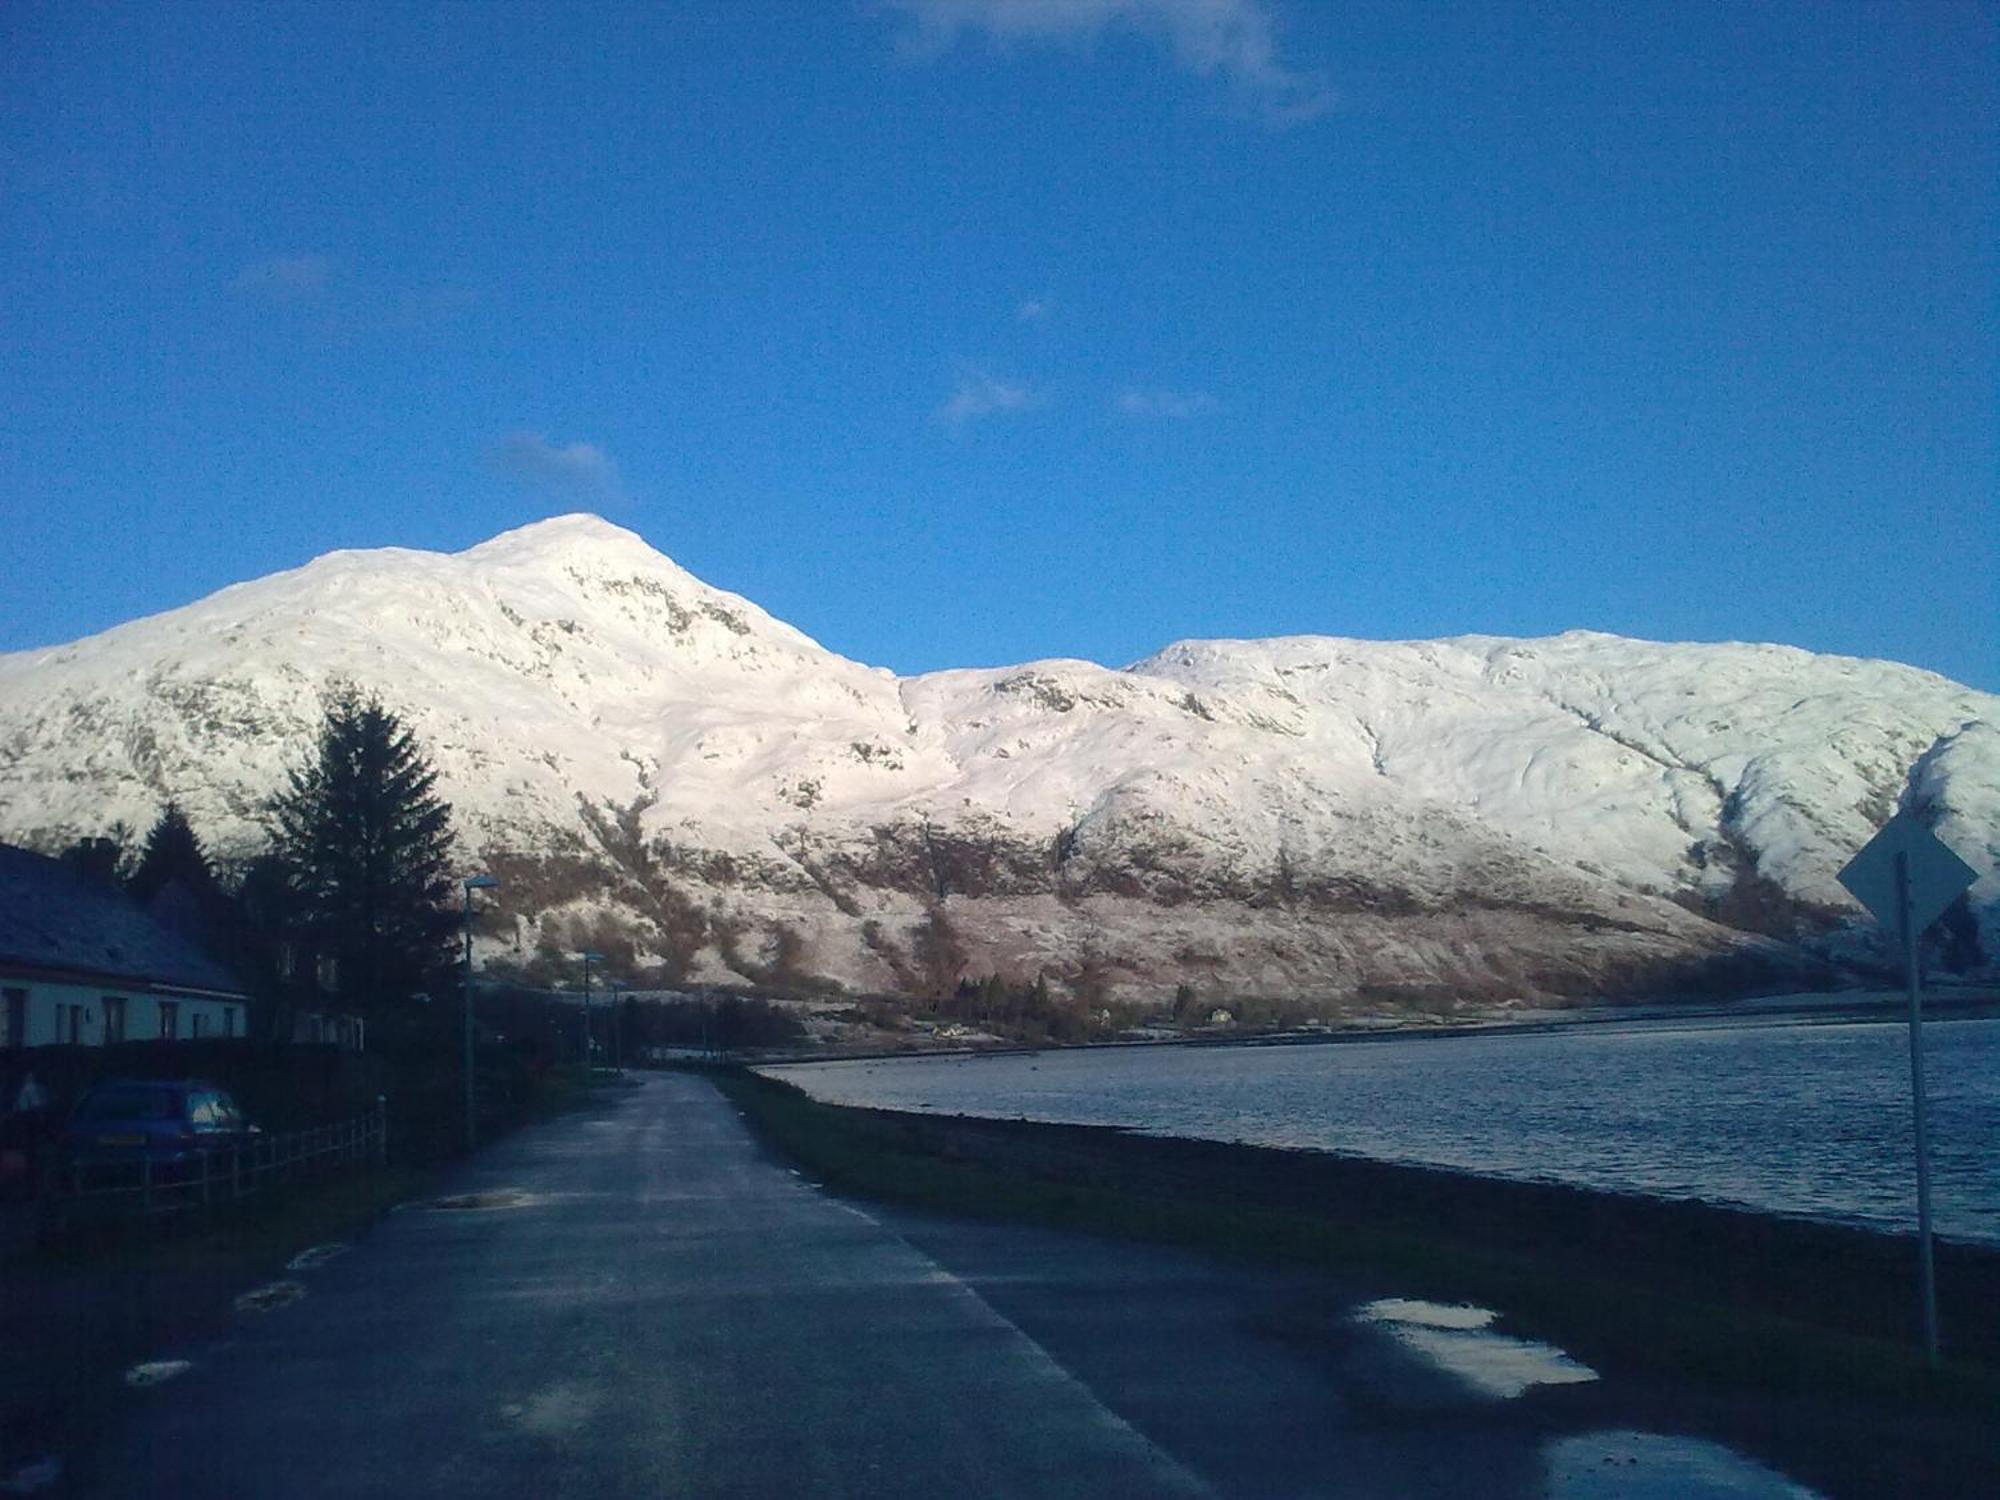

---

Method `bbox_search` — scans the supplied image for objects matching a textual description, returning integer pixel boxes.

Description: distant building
[286,1008,366,1051]
[0,843,250,1049]
[265,943,365,1052]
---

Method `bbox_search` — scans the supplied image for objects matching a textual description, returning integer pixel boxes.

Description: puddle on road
[501,1382,602,1439]
[406,1188,547,1213]
[234,1280,307,1314]
[0,1456,62,1496]
[1355,1298,1597,1400]
[287,1242,351,1270]
[123,1359,193,1388]
[1358,1298,1499,1330]
[1545,1430,1825,1498]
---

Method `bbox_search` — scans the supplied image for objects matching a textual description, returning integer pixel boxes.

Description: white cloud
[1115,387,1219,418]
[882,0,1332,125]
[938,366,1041,425]
[1017,297,1049,321]
[491,432,624,500]
[233,253,338,300]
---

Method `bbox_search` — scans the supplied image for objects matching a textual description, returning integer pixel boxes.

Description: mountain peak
[461,512,662,566]
[0,533,1992,1005]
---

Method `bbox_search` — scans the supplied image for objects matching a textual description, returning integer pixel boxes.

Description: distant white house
[286,1007,365,1051]
[0,844,250,1049]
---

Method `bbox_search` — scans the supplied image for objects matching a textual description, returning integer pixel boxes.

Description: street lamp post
[579,950,605,1071]
[461,875,500,1153]
[608,981,625,1070]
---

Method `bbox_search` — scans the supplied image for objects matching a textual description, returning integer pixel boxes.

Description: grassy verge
[0,1160,441,1479]
[718,1068,2000,1499]
[0,1064,610,1479]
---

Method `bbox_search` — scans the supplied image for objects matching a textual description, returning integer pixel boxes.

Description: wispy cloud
[231,253,474,337]
[938,366,1041,425]
[1116,387,1219,418]
[881,0,1332,126]
[491,432,624,501]
[1017,297,1049,321]
[233,253,338,301]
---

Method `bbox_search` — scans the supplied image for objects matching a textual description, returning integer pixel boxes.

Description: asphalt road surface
[75,1074,1820,1499]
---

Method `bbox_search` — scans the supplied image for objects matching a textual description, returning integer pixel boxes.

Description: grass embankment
[719,1068,1999,1499]
[0,1064,603,1479]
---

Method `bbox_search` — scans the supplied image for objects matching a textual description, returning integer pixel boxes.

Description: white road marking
[868,1231,1216,1498]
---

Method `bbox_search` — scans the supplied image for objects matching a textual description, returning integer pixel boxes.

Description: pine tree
[129,802,216,903]
[269,688,459,1012]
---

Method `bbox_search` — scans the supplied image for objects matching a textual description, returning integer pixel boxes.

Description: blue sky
[2,0,1994,688]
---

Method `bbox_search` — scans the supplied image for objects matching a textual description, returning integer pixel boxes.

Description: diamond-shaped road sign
[1837,811,1979,935]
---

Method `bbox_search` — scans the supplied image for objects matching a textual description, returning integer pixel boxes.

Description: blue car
[63,1078,258,1170]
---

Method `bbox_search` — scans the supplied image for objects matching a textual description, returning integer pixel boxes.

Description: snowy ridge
[1,514,1993,1004]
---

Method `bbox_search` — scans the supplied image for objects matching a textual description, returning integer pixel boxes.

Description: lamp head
[464,874,499,892]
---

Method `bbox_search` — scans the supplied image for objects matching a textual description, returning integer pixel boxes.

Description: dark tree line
[58,689,464,1040]
[269,687,459,1006]
[929,972,1102,1043]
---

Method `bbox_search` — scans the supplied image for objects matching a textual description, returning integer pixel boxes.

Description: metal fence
[46,1096,388,1231]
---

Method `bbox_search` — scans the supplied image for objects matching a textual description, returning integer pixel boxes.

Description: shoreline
[750,1084,2000,1361]
[719,1068,2000,1497]
[758,1002,2000,1250]
[763,984,2000,1067]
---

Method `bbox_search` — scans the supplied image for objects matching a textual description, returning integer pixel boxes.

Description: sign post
[1837,811,1978,1368]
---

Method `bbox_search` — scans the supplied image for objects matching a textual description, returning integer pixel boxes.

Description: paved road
[75,1074,1810,1499]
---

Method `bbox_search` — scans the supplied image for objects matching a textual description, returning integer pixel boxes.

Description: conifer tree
[269,688,458,1010]
[129,802,215,903]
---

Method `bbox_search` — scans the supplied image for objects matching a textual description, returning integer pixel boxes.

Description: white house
[0,844,250,1049]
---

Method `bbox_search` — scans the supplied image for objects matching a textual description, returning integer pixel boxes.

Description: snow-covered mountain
[2,514,1994,1007]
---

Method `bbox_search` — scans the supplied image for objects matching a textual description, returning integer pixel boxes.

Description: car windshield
[75,1087,180,1123]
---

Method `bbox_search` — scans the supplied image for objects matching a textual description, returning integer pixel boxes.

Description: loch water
[764,1015,2000,1246]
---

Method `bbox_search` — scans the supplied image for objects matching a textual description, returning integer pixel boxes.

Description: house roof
[0,843,247,998]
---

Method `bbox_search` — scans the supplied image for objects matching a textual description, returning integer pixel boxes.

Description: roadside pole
[1837,811,1975,1370]
[579,950,604,1073]
[1895,852,1939,1368]
[463,899,476,1153]
[462,875,500,1154]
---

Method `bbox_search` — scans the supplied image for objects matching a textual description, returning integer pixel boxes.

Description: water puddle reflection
[123,1359,192,1388]
[406,1188,548,1212]
[233,1280,307,1314]
[1545,1430,1825,1498]
[1355,1298,1598,1399]
[287,1241,351,1270]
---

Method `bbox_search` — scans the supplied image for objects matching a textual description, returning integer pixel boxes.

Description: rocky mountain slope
[1,514,1993,1008]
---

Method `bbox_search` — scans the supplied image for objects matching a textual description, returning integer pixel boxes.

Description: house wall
[288,1010,366,1051]
[0,977,245,1049]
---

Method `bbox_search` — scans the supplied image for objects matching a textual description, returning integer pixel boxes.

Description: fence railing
[46,1096,387,1231]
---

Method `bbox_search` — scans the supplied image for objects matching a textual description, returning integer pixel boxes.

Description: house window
[103,996,127,1044]
[66,1005,85,1045]
[158,1001,180,1040]
[2,988,24,1049]
[316,955,339,993]
[192,1013,206,1039]
[223,1007,237,1038]
[277,942,296,980]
